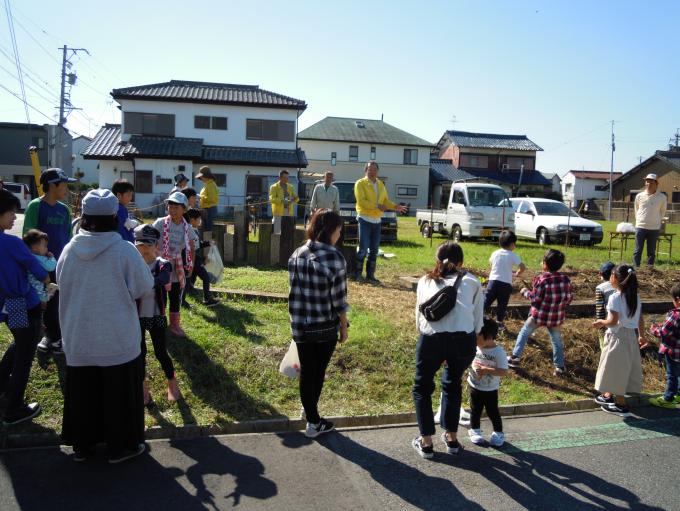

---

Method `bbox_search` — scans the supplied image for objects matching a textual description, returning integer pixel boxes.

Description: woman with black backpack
[411,241,483,459]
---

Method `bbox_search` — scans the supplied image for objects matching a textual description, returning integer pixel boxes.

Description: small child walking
[508,249,572,376]
[595,262,616,349]
[591,264,644,416]
[152,192,198,337]
[133,224,182,403]
[467,318,508,447]
[22,229,58,304]
[484,230,526,330]
[648,283,680,408]
[183,208,219,307]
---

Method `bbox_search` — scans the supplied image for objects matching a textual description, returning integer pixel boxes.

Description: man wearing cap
[196,166,219,232]
[633,173,667,267]
[170,174,189,194]
[23,168,76,354]
[269,170,299,235]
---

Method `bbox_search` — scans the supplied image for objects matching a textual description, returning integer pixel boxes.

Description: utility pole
[57,45,89,171]
[608,120,615,221]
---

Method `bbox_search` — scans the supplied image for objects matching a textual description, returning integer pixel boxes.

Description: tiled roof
[612,153,680,185]
[298,117,432,147]
[111,80,307,110]
[202,146,307,167]
[567,170,622,180]
[462,168,552,186]
[429,159,476,183]
[82,124,307,167]
[444,130,543,151]
[540,172,561,181]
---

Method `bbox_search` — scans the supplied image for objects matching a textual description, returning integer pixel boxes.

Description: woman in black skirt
[56,189,154,463]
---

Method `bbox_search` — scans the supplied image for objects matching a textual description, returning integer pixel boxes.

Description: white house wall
[72,138,100,185]
[562,173,611,204]
[118,99,299,150]
[300,140,430,166]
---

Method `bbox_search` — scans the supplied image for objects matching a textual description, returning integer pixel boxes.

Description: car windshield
[534,202,580,217]
[467,187,510,207]
[335,183,356,204]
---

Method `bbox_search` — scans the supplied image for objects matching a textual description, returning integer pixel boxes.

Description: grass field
[0,216,673,435]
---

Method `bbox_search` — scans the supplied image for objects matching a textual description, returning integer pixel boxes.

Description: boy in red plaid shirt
[508,249,572,376]
[648,283,680,408]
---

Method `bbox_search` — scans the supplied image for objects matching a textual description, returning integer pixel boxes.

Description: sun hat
[82,189,119,216]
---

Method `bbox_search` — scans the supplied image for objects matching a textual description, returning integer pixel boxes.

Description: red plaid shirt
[650,308,680,362]
[522,272,573,327]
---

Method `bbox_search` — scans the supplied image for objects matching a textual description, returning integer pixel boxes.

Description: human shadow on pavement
[443,443,665,511]
[623,405,680,436]
[169,436,278,508]
[316,432,484,511]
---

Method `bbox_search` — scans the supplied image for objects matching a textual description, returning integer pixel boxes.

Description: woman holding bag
[411,241,483,459]
[288,209,349,438]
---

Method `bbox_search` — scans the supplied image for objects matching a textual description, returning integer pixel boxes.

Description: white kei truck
[416,182,514,241]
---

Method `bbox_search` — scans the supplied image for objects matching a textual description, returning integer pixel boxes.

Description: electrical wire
[3,0,30,124]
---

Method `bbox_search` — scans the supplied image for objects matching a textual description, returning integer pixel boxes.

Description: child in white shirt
[484,230,525,330]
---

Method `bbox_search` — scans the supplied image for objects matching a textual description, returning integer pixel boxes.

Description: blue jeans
[663,353,680,401]
[512,317,565,369]
[633,228,659,267]
[204,206,217,232]
[412,332,477,436]
[484,280,513,323]
[356,218,381,275]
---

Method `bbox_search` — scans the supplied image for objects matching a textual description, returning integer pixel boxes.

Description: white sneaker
[489,431,505,447]
[459,407,471,427]
[468,428,486,446]
[37,337,50,352]
[304,419,335,438]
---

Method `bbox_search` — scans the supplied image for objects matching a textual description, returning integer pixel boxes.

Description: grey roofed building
[83,124,307,167]
[298,117,432,147]
[436,130,543,152]
[429,159,476,183]
[111,80,307,110]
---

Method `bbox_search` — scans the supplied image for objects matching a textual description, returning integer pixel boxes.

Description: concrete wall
[72,137,100,185]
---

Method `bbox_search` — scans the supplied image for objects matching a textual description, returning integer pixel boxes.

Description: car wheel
[538,228,550,246]
[420,222,432,238]
[451,225,463,243]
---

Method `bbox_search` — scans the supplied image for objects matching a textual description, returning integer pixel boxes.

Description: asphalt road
[1,406,678,510]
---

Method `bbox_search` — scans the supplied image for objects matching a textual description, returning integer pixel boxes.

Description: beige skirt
[595,327,643,396]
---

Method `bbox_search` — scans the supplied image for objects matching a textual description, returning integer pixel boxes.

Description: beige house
[297,117,432,213]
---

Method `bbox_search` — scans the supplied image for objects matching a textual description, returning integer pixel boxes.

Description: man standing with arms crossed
[269,170,299,235]
[354,161,407,283]
[633,173,667,267]
[310,171,339,213]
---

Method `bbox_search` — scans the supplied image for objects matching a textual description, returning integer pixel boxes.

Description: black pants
[413,331,477,436]
[469,387,502,432]
[296,340,337,424]
[484,280,512,323]
[140,324,175,380]
[0,306,42,413]
[192,263,212,301]
[43,285,61,341]
[168,282,182,313]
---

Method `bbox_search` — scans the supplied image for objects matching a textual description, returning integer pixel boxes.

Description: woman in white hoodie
[57,189,153,463]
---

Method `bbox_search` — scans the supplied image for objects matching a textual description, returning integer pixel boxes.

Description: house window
[452,189,466,205]
[396,185,418,197]
[246,119,295,141]
[565,183,573,192]
[213,173,227,187]
[506,157,534,170]
[349,145,359,162]
[124,112,175,137]
[211,117,228,130]
[32,137,45,149]
[673,192,680,203]
[459,154,488,168]
[331,152,337,166]
[135,170,153,193]
[403,149,418,165]
[595,184,608,191]
[370,146,376,160]
[194,116,210,129]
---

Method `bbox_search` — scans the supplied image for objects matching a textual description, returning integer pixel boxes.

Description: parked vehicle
[509,197,603,246]
[3,182,31,210]
[416,182,514,241]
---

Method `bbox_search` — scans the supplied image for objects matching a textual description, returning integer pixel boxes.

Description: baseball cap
[174,173,189,185]
[82,189,119,216]
[644,173,658,181]
[599,261,615,275]
[133,224,161,245]
[40,168,77,186]
[166,191,188,208]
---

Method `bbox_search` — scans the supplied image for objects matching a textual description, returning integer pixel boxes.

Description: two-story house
[432,130,552,196]
[562,170,622,207]
[83,80,308,214]
[297,117,432,212]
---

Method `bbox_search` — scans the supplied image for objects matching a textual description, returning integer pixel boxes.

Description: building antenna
[608,120,615,221]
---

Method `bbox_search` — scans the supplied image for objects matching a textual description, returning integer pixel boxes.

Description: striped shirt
[521,272,573,327]
[288,240,349,340]
[595,281,615,320]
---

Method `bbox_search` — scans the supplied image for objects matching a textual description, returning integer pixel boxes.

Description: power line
[1,1,61,65]
[0,82,54,123]
[0,42,59,90]
[3,0,30,124]
[0,61,59,104]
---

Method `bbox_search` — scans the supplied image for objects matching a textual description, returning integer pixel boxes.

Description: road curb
[0,394,660,450]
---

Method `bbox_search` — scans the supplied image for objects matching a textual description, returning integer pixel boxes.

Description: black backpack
[418,271,463,322]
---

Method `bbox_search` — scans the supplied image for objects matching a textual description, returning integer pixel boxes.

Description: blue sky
[1,0,678,175]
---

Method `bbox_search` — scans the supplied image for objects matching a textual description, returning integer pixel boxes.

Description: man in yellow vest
[269,170,299,234]
[354,161,407,283]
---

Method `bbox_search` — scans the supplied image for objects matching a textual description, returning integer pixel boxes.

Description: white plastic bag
[279,341,301,379]
[204,244,224,283]
[616,222,636,233]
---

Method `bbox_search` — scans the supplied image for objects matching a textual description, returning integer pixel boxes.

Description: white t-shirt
[488,249,522,284]
[468,344,508,392]
[606,291,641,334]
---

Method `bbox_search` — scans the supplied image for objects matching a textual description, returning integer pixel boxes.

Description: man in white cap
[633,173,667,267]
